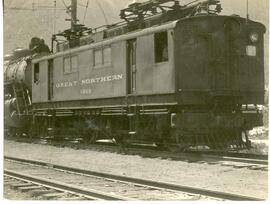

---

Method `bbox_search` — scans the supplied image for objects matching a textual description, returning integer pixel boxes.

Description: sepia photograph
[2,0,269,201]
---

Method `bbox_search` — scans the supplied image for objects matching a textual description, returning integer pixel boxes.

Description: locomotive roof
[33,19,178,63]
[33,14,265,64]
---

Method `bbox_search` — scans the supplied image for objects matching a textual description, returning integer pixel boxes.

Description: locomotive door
[48,59,54,100]
[127,39,137,94]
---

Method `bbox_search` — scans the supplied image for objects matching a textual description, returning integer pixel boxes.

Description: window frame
[34,63,40,84]
[154,31,169,64]
[63,55,78,74]
[63,56,71,74]
[103,46,112,66]
[71,55,78,72]
[93,46,112,69]
[93,48,103,68]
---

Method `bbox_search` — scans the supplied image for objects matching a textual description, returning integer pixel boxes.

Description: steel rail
[184,150,268,161]
[70,141,269,165]
[181,152,268,165]
[4,156,264,201]
[4,169,131,201]
[7,136,267,165]
[122,143,268,165]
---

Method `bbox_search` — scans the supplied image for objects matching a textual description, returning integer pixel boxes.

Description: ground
[3,140,268,200]
[247,106,269,155]
[4,187,40,200]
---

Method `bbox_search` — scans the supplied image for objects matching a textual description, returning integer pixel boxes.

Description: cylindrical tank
[4,48,32,89]
[4,48,33,132]
[5,59,28,82]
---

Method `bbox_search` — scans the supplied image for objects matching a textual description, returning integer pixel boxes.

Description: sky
[3,0,269,54]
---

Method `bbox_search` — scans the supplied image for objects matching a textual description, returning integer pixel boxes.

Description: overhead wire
[53,0,57,33]
[83,0,90,24]
[95,0,109,25]
[60,0,69,9]
[5,0,65,12]
[60,0,77,26]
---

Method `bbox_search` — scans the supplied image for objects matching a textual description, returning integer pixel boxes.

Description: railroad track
[4,156,264,201]
[6,136,268,167]
[4,174,99,200]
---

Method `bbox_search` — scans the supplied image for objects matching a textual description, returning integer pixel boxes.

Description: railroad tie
[18,185,44,192]
[30,189,56,197]
[41,192,68,199]
[4,177,15,182]
[10,183,36,189]
[4,181,23,185]
[60,196,88,201]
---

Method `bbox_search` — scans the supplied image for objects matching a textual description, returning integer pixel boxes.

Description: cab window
[154,32,168,63]
[34,63,40,84]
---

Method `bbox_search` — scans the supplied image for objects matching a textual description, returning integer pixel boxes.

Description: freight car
[4,0,266,150]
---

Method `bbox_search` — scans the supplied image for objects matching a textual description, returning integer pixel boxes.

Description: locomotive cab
[175,15,266,105]
[172,15,266,148]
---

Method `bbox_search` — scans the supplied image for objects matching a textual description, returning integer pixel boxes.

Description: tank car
[5,0,266,150]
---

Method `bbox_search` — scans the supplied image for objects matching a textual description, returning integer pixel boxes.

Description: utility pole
[70,0,77,32]
[246,0,249,24]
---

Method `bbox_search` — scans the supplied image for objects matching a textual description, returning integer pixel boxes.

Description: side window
[71,55,78,72]
[64,57,71,74]
[103,47,111,65]
[154,31,168,63]
[63,55,78,74]
[94,46,111,68]
[34,63,40,84]
[94,49,102,67]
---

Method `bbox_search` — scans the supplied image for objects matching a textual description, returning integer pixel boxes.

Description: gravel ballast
[4,140,268,199]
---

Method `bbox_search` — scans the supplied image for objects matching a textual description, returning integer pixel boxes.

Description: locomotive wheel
[155,141,166,149]
[83,130,99,144]
[161,133,191,152]
[7,127,16,137]
[159,130,191,152]
[89,131,98,144]
[113,133,130,153]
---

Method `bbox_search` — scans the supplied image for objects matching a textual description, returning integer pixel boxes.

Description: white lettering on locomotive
[55,74,124,89]
[55,81,78,88]
[80,88,92,95]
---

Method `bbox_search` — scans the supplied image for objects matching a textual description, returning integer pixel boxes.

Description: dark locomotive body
[173,16,265,147]
[4,49,33,134]
[4,39,50,134]
[4,0,266,149]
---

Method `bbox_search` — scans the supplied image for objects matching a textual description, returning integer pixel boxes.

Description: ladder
[12,84,31,115]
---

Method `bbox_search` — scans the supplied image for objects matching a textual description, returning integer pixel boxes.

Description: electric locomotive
[4,0,266,150]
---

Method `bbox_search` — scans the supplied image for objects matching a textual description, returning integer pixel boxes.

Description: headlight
[250,32,259,43]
